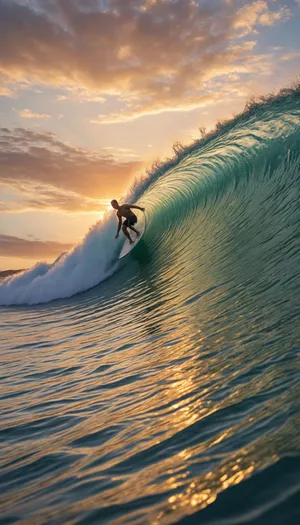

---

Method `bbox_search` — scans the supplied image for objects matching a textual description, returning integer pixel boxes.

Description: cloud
[0,183,110,213]
[91,93,221,123]
[280,51,300,62]
[101,146,141,159]
[0,85,13,97]
[0,128,142,210]
[56,88,107,103]
[18,108,50,119]
[233,1,290,35]
[0,0,291,118]
[0,234,73,259]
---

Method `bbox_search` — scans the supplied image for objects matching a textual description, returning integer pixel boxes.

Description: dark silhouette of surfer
[111,200,145,244]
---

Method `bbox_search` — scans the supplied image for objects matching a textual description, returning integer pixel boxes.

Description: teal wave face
[135,84,300,228]
[125,86,300,308]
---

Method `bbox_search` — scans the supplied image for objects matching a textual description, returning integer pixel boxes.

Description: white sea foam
[0,214,119,306]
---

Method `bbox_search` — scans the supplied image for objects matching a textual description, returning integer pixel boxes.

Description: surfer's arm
[115,217,122,238]
[129,205,145,212]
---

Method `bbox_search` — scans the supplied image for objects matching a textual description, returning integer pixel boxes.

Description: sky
[0,0,299,270]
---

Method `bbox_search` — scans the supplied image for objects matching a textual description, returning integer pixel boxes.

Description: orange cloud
[0,184,110,213]
[233,1,290,35]
[18,108,50,119]
[0,0,290,117]
[280,51,300,62]
[0,127,142,210]
[0,128,142,203]
[0,234,73,259]
[0,84,13,97]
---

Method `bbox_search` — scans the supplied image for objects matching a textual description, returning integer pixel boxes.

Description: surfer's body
[111,200,145,244]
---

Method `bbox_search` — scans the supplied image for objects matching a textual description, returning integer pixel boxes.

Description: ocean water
[1,86,300,524]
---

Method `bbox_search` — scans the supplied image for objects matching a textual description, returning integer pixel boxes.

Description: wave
[0,216,119,305]
[0,83,299,306]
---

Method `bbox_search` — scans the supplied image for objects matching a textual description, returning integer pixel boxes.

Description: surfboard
[119,211,146,259]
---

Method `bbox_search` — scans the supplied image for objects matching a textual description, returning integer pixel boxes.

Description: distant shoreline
[0,269,25,278]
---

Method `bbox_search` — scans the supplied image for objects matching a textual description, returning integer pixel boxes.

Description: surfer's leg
[128,217,140,236]
[129,225,140,237]
[122,225,133,244]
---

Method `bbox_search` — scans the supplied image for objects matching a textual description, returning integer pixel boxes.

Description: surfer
[111,200,145,244]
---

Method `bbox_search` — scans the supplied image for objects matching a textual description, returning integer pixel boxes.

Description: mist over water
[1,86,300,524]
